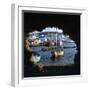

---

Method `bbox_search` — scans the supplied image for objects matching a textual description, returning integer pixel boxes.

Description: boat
[41,27,77,48]
[51,50,64,58]
[30,51,41,64]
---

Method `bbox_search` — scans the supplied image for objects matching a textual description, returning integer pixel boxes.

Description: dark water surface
[24,46,80,77]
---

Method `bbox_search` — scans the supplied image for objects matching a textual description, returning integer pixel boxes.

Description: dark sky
[23,11,80,50]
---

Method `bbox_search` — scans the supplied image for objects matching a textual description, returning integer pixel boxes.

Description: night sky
[23,11,80,77]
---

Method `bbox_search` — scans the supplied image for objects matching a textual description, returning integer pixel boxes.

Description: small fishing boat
[51,50,64,59]
[30,51,41,64]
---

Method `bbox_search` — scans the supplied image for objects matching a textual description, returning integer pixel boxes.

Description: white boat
[41,27,77,48]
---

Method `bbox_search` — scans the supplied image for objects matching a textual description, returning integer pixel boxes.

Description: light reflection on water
[32,46,78,66]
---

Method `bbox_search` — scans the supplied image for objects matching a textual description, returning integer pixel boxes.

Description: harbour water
[32,46,77,65]
[24,46,80,77]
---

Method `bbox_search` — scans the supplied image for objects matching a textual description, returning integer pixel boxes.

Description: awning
[42,27,63,33]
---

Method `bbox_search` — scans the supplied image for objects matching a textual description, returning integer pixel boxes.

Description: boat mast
[56,27,58,48]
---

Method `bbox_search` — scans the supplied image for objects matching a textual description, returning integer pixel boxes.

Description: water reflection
[32,46,78,66]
